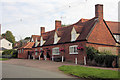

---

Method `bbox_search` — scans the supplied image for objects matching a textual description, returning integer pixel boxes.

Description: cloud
[1,0,120,41]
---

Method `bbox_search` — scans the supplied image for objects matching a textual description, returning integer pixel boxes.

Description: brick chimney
[95,4,103,21]
[55,20,61,31]
[40,27,45,36]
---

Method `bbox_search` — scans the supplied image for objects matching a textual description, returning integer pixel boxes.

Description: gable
[87,20,116,45]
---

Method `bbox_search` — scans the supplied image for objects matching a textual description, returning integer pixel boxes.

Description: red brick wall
[18,49,33,59]
[88,21,116,46]
[32,41,87,64]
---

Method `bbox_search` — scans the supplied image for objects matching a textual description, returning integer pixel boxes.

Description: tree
[24,37,30,40]
[2,31,16,47]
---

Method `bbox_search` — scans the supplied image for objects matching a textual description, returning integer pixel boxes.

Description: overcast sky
[0,0,120,41]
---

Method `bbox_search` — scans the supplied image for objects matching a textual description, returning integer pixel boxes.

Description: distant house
[14,39,30,50]
[0,37,13,54]
[18,4,120,64]
[17,42,34,59]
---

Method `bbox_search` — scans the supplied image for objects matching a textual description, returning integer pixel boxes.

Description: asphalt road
[2,63,74,78]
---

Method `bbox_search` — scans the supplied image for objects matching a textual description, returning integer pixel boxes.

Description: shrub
[86,46,118,68]
[86,46,99,61]
[94,54,105,66]
[2,49,18,58]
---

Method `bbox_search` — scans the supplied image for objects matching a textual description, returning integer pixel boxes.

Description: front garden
[59,65,119,79]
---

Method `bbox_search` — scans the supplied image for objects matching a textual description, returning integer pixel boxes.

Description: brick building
[18,4,120,64]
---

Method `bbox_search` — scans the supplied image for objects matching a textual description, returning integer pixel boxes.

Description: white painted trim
[52,47,60,55]
[84,56,86,65]
[62,56,64,62]
[69,45,78,54]
[75,58,77,64]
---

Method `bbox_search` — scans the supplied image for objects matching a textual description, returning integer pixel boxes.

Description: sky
[0,0,120,41]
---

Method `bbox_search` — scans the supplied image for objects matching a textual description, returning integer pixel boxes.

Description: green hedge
[2,49,18,58]
[86,46,119,68]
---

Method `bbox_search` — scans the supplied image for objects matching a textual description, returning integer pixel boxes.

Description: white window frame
[52,47,60,55]
[114,35,120,42]
[71,27,79,42]
[71,33,76,41]
[40,37,45,46]
[69,45,78,54]
[54,32,60,44]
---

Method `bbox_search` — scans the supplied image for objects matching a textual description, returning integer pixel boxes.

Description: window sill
[69,53,78,55]
[52,54,60,55]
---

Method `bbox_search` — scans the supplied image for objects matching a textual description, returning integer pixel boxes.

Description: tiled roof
[19,42,35,49]
[31,35,40,42]
[106,21,120,34]
[30,18,119,47]
[43,17,98,45]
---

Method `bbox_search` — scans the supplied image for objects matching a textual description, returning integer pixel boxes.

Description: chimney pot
[55,20,61,31]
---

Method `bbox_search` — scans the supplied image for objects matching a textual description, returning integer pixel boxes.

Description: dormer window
[40,36,46,46]
[54,32,60,44]
[31,38,34,42]
[114,34,120,42]
[35,38,38,47]
[71,27,80,42]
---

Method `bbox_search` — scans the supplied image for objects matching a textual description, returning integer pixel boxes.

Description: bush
[86,46,119,68]
[2,49,18,58]
[94,54,105,66]
[86,46,99,61]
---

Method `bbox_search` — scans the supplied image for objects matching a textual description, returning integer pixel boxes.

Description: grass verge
[59,65,120,79]
[0,58,9,61]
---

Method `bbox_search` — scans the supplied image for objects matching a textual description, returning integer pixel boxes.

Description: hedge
[86,46,119,68]
[2,49,18,58]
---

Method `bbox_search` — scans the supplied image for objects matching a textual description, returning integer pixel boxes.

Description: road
[2,63,74,78]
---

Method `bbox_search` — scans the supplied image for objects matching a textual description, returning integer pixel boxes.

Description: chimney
[55,20,61,31]
[95,4,103,21]
[40,27,45,36]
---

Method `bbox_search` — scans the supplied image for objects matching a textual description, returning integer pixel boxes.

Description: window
[9,44,11,46]
[71,27,80,42]
[35,49,38,55]
[40,37,45,46]
[71,33,76,41]
[69,45,78,54]
[31,38,34,42]
[54,32,60,44]
[114,35,120,42]
[52,47,60,55]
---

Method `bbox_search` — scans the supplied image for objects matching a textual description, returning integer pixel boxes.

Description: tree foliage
[24,37,30,40]
[2,31,16,46]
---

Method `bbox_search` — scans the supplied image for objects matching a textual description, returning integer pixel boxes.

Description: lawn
[59,65,120,79]
[0,58,9,61]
